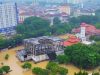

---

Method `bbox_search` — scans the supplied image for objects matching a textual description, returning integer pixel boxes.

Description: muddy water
[0,46,99,75]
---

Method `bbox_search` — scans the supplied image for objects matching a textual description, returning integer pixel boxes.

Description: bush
[46,62,59,73]
[2,66,10,73]
[58,67,68,75]
[74,71,88,75]
[32,67,49,75]
[5,54,9,60]
[46,62,68,75]
[22,62,32,69]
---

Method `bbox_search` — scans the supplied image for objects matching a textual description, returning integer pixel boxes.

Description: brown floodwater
[0,46,99,75]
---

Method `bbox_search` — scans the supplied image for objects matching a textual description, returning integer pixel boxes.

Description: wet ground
[0,46,99,75]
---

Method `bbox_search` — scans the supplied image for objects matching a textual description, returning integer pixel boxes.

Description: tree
[46,62,59,73]
[32,67,49,75]
[64,43,100,69]
[46,62,68,75]
[53,17,61,25]
[5,54,9,60]
[92,72,100,75]
[74,71,88,75]
[58,67,68,75]
[16,17,50,37]
[0,68,3,75]
[22,62,32,70]
[2,66,11,73]
[95,23,100,29]
[56,55,70,64]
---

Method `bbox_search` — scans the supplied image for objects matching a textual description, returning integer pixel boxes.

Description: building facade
[17,36,64,62]
[0,3,18,34]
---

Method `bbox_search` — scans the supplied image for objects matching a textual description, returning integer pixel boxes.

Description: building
[17,36,64,62]
[67,0,82,4]
[72,23,100,36]
[0,3,18,34]
[73,9,95,17]
[19,12,34,23]
[62,35,80,46]
[58,5,71,15]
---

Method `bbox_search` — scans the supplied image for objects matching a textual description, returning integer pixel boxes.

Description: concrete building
[0,3,18,34]
[17,36,64,62]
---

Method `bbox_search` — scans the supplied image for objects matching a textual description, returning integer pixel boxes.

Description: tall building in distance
[67,0,82,4]
[0,3,18,34]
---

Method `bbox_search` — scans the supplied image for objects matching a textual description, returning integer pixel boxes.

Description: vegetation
[0,68,3,75]
[92,72,100,75]
[0,65,11,75]
[46,62,68,75]
[32,67,49,75]
[16,17,50,37]
[5,54,9,60]
[53,17,61,25]
[32,62,68,75]
[74,71,100,75]
[64,43,100,69]
[90,35,100,41]
[0,34,23,50]
[22,62,32,70]
[74,71,88,75]
[56,55,70,64]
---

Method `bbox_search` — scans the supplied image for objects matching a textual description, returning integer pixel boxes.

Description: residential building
[0,3,18,34]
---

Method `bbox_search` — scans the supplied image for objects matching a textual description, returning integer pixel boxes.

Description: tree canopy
[64,43,100,69]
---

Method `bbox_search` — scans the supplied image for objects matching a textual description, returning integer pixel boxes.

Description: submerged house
[17,36,64,62]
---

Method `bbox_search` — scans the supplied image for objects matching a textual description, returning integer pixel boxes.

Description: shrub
[5,54,9,60]
[2,66,10,73]
[32,67,49,75]
[22,62,32,69]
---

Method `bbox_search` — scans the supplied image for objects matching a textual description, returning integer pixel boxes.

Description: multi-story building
[0,3,18,34]
[17,36,64,62]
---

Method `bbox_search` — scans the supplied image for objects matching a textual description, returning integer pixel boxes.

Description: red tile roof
[62,35,80,46]
[72,23,100,35]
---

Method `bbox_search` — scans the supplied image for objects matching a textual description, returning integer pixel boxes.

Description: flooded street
[0,46,99,75]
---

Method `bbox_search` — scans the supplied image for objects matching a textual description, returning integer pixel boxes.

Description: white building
[0,3,18,34]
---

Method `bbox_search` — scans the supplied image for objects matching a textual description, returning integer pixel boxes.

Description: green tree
[22,62,32,70]
[46,62,59,73]
[5,54,9,60]
[2,66,11,73]
[57,55,70,64]
[0,68,3,75]
[16,17,50,37]
[74,71,88,75]
[53,17,61,25]
[64,43,99,69]
[32,67,49,75]
[95,23,100,29]
[92,72,100,75]
[58,67,68,75]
